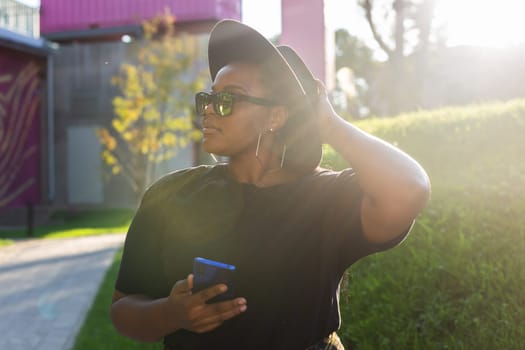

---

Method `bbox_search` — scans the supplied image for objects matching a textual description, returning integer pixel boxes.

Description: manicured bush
[329,99,525,349]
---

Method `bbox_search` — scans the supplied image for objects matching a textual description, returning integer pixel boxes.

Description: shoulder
[284,167,360,202]
[305,167,362,205]
[151,164,217,189]
[141,165,221,205]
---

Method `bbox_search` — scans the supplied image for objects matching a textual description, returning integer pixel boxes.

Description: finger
[192,298,247,329]
[187,274,194,290]
[172,274,192,294]
[192,307,246,333]
[194,321,223,334]
[211,299,247,322]
[192,284,228,304]
[315,79,326,95]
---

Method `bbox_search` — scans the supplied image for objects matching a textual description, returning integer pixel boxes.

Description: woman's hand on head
[315,79,343,144]
[167,274,247,334]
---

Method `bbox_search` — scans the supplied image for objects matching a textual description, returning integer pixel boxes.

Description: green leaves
[98,14,206,199]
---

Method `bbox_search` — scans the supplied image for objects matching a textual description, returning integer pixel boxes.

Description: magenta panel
[281,0,326,82]
[40,0,241,34]
[0,47,42,208]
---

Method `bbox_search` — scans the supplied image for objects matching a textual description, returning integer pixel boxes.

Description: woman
[110,20,430,350]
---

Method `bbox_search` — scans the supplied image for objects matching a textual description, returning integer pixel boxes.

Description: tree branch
[360,0,394,59]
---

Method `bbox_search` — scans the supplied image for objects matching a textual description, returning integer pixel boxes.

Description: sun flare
[435,0,525,47]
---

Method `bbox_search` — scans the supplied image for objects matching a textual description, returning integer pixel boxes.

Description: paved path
[0,234,126,350]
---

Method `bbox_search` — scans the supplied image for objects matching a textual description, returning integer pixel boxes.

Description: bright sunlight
[435,0,525,47]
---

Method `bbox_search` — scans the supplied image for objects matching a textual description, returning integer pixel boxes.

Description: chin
[202,140,228,156]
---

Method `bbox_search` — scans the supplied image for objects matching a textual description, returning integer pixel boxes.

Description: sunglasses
[195,91,277,117]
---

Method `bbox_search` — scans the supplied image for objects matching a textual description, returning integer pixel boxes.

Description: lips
[202,123,222,134]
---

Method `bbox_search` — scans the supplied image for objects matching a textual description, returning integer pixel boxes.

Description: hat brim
[277,45,319,109]
[208,20,305,101]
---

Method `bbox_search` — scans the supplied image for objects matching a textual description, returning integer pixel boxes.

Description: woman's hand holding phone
[166,274,247,334]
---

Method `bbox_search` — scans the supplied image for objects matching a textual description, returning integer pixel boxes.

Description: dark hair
[257,59,322,173]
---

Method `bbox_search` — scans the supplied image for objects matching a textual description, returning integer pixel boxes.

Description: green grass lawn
[0,209,134,240]
[72,99,525,349]
[72,250,163,350]
[0,238,13,247]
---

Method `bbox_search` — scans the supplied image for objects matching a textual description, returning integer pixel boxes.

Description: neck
[224,132,304,187]
[227,148,284,186]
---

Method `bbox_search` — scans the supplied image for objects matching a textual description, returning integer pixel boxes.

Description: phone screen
[192,257,236,303]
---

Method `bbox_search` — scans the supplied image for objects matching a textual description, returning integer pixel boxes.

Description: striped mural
[0,49,42,208]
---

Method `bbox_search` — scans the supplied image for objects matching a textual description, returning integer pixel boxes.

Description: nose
[197,104,214,127]
[203,102,216,117]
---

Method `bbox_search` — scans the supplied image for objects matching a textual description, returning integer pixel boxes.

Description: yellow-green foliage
[325,99,525,192]
[98,13,206,196]
[324,99,525,349]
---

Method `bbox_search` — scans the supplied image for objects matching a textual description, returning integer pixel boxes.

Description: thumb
[172,274,193,295]
[187,274,194,290]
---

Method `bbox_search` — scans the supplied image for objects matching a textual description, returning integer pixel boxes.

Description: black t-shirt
[115,165,409,350]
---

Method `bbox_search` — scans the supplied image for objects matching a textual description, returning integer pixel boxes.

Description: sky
[242,0,525,50]
[18,0,525,50]
[242,0,371,43]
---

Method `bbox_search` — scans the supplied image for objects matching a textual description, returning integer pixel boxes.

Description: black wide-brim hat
[208,19,322,172]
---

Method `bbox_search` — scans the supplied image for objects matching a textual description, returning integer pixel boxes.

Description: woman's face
[201,62,274,157]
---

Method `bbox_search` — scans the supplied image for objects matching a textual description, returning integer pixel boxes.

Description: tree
[359,0,439,60]
[333,29,377,118]
[335,29,376,77]
[358,0,441,114]
[97,13,206,201]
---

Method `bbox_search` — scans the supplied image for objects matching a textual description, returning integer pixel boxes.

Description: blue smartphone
[192,257,236,303]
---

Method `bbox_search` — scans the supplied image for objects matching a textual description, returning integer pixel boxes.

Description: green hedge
[327,99,525,349]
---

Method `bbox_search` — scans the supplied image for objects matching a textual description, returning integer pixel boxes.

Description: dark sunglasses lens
[216,92,233,117]
[195,92,209,116]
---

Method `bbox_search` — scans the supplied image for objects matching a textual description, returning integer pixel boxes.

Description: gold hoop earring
[255,132,262,158]
[280,144,287,168]
[254,132,266,168]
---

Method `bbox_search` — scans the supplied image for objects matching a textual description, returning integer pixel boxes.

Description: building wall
[52,35,207,208]
[280,0,334,89]
[0,0,39,37]
[40,0,241,35]
[0,46,44,208]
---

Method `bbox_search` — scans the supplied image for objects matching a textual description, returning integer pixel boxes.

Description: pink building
[29,0,332,209]
[40,0,241,41]
[1,0,333,220]
[281,0,334,89]
[0,28,53,226]
[38,0,242,208]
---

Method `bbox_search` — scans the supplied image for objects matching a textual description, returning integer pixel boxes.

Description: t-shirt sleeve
[323,168,411,273]
[115,182,170,298]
